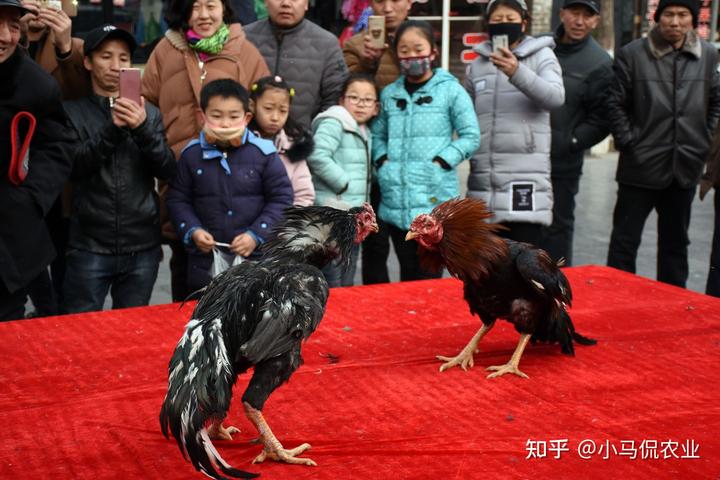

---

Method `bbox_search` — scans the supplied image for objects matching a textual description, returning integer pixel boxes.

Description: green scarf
[188,23,230,56]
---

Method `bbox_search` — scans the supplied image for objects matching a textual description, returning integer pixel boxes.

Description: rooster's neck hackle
[423,198,509,283]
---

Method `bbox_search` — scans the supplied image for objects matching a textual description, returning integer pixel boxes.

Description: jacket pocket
[523,124,536,153]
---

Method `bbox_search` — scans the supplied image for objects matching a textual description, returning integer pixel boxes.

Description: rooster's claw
[252,443,316,466]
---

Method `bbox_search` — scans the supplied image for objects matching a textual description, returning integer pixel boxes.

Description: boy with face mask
[166,79,294,292]
[463,0,564,247]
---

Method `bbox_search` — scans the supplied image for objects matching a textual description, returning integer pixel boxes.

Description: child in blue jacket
[167,79,293,292]
[371,20,481,282]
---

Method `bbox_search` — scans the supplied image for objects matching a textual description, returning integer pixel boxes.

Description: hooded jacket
[244,18,348,129]
[308,105,372,209]
[463,35,564,226]
[372,68,480,230]
[607,26,720,190]
[273,128,315,206]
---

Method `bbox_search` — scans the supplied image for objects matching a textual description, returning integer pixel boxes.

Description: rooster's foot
[436,348,480,372]
[486,363,528,379]
[207,423,240,441]
[252,442,316,466]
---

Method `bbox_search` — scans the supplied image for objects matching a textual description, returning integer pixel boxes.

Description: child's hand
[231,233,257,257]
[192,228,215,253]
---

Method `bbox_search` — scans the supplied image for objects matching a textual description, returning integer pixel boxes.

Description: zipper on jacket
[274,32,284,74]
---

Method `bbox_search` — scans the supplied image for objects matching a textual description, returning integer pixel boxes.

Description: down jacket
[166,130,293,283]
[464,35,564,226]
[372,68,480,230]
[244,18,348,129]
[307,105,372,209]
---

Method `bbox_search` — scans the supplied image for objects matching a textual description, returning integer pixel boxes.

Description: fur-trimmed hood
[274,128,315,163]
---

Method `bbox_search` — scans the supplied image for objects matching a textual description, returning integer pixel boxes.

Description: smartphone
[61,0,77,16]
[492,34,509,53]
[41,0,62,10]
[368,15,386,49]
[119,68,142,105]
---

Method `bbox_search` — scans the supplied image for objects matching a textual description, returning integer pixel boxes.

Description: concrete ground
[148,150,715,305]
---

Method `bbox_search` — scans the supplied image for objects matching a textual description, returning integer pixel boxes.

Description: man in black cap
[606,0,720,288]
[0,0,73,320]
[61,25,176,313]
[538,0,612,266]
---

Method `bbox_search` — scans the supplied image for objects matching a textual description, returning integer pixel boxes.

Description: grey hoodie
[463,35,564,226]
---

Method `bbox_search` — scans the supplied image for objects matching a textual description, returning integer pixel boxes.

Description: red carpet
[0,265,718,479]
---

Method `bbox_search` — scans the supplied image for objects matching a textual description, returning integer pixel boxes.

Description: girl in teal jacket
[308,73,379,286]
[371,20,481,281]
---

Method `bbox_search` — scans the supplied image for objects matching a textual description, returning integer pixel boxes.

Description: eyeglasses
[344,94,377,107]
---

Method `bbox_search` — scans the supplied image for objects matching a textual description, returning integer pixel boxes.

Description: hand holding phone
[119,68,142,106]
[367,16,386,50]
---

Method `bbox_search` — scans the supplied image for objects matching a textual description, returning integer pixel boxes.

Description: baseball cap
[83,24,137,57]
[0,0,31,16]
[562,0,601,13]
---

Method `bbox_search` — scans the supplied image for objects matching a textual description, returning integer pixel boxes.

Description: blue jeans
[322,244,360,287]
[63,247,162,313]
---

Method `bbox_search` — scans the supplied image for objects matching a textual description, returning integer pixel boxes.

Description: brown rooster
[405,198,596,378]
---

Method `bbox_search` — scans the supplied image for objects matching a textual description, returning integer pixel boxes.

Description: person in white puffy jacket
[464,0,564,246]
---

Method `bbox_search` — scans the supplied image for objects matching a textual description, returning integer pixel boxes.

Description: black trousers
[497,221,543,246]
[387,223,443,282]
[607,181,695,288]
[707,190,720,297]
[361,181,391,284]
[540,175,580,265]
[0,281,26,321]
[169,240,190,302]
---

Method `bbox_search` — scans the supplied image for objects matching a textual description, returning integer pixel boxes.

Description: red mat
[1,266,719,479]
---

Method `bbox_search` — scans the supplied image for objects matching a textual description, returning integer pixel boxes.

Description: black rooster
[160,204,378,479]
[406,198,595,378]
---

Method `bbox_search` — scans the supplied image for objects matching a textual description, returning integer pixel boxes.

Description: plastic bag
[210,245,243,278]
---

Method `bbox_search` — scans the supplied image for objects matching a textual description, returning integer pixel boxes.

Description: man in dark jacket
[0,0,73,320]
[21,0,92,317]
[538,0,612,265]
[62,25,176,313]
[244,0,348,129]
[606,0,720,288]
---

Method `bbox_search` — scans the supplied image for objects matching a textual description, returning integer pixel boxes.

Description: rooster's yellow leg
[486,333,531,379]
[244,402,317,466]
[437,323,494,372]
[207,421,240,440]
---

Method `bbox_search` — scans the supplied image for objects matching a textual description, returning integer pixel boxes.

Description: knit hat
[653,0,700,28]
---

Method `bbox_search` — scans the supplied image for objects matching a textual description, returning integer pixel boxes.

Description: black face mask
[487,22,524,46]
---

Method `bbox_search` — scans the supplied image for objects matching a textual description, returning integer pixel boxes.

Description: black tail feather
[532,305,597,356]
[160,319,259,479]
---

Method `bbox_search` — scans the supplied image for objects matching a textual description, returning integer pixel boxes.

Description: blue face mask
[399,55,433,78]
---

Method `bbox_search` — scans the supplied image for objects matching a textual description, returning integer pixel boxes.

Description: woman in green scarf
[142,0,269,305]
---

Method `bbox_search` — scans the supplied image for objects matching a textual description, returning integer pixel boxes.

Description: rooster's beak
[370,222,379,233]
[405,231,417,241]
